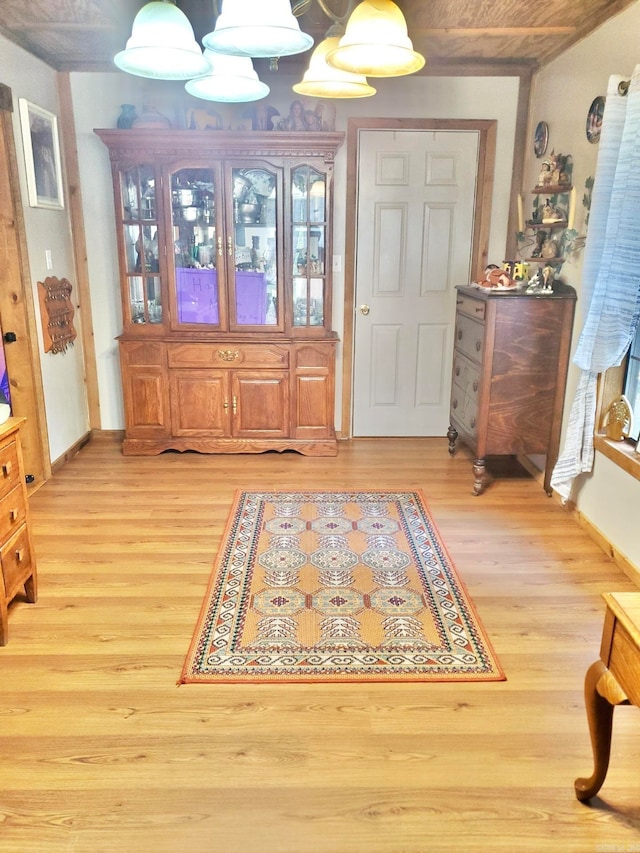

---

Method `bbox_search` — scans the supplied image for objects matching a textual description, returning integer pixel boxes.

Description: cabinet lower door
[169,369,230,436]
[232,371,289,438]
[120,342,170,438]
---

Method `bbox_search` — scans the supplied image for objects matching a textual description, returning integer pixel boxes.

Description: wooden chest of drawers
[0,418,37,644]
[448,284,576,495]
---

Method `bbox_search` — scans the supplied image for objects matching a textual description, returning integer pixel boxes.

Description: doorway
[342,118,496,439]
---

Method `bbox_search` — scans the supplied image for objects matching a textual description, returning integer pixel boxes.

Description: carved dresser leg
[447,425,458,456]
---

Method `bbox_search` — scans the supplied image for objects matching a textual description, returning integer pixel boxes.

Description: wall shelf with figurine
[516,151,577,274]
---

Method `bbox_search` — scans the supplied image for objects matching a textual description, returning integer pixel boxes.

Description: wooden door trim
[57,72,100,428]
[341,117,497,440]
[0,83,51,483]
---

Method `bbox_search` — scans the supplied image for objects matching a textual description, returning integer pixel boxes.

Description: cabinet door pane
[232,167,278,327]
[291,166,327,329]
[120,166,162,326]
[171,168,220,326]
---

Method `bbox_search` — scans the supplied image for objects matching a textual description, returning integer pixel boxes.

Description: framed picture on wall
[18,99,64,210]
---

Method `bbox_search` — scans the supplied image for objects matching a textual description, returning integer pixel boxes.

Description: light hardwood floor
[2,434,639,853]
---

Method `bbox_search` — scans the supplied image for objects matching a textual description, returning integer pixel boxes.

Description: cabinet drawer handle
[232,395,238,415]
[2,461,12,478]
[217,236,223,257]
[223,398,229,411]
[9,508,19,522]
[455,366,460,377]
[227,236,233,257]
[475,306,483,314]
[218,349,239,362]
[475,340,482,352]
[457,329,463,341]
[473,380,478,392]
[15,548,24,563]
[452,398,458,410]
[470,417,476,428]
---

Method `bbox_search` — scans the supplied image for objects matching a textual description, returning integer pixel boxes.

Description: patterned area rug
[180,490,504,683]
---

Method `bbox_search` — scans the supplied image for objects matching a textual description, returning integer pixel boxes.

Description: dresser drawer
[0,439,20,501]
[452,351,481,402]
[450,386,478,438]
[0,483,26,542]
[455,314,485,364]
[167,343,289,370]
[1,523,32,600]
[455,292,486,321]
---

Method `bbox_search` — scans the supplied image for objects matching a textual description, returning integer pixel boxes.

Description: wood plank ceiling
[0,0,635,76]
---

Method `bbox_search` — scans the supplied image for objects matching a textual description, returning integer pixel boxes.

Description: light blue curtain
[551,67,640,501]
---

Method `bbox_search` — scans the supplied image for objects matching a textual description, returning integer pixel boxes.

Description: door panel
[232,371,288,438]
[170,369,229,436]
[353,129,479,436]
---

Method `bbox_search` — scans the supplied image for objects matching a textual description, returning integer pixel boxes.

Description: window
[623,323,640,442]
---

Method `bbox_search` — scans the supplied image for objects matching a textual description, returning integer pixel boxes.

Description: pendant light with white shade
[185,49,270,102]
[327,0,425,78]
[293,23,376,99]
[114,0,210,80]
[203,0,314,58]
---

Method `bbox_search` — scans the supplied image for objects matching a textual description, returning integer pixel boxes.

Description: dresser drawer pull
[475,306,483,314]
[470,417,476,429]
[455,366,460,377]
[9,508,19,523]
[473,380,478,392]
[457,329,463,341]
[475,340,482,352]
[15,548,24,564]
[218,349,239,362]
[452,398,458,410]
[2,461,12,478]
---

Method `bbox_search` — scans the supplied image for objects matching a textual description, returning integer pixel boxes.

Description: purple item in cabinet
[236,271,267,324]
[176,268,219,324]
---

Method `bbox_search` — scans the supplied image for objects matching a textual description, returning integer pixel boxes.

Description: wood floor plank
[1,434,639,852]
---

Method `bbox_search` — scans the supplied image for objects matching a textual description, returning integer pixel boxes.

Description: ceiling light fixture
[327,0,425,78]
[293,23,376,99]
[185,49,270,102]
[114,0,210,80]
[203,0,314,58]
[114,0,424,102]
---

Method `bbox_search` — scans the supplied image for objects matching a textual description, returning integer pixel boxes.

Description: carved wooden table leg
[574,593,639,802]
[472,457,486,495]
[574,661,619,801]
[447,425,458,456]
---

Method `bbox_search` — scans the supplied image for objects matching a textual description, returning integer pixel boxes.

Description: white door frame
[341,117,497,440]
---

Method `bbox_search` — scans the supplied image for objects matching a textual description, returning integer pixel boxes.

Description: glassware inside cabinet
[120,165,162,325]
[232,166,278,326]
[291,166,327,328]
[171,167,219,325]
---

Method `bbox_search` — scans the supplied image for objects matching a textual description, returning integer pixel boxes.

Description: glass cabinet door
[231,166,279,328]
[170,167,221,326]
[291,166,327,328]
[120,165,162,325]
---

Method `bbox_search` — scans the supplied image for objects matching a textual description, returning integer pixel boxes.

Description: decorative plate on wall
[586,96,605,144]
[534,121,549,157]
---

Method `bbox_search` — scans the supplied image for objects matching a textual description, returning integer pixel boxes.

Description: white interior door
[352,129,479,436]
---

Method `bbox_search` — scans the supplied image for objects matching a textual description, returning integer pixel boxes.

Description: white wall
[0,37,89,462]
[70,71,519,430]
[525,0,640,569]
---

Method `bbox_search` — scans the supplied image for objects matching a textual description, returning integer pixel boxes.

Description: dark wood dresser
[447,283,576,495]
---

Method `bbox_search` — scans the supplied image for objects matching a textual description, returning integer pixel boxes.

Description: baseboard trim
[516,453,640,588]
[51,430,92,473]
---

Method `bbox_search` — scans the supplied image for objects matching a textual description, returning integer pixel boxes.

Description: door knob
[359,304,370,315]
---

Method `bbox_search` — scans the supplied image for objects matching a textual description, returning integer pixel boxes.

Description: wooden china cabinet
[96,129,344,456]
